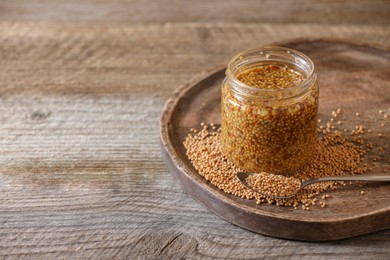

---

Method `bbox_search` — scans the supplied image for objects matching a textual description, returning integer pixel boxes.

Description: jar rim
[226,46,316,95]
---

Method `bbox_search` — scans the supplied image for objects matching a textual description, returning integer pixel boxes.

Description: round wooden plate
[160,39,390,241]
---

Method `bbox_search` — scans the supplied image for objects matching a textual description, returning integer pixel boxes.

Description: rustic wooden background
[0,0,389,258]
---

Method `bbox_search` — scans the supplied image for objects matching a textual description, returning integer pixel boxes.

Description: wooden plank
[0,0,389,24]
[0,22,389,98]
[0,22,389,257]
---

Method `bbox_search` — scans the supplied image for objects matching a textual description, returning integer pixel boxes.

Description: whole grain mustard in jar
[221,46,319,174]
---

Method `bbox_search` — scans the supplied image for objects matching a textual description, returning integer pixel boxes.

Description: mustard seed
[184,125,368,209]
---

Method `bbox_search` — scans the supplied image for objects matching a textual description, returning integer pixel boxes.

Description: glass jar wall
[221,46,319,174]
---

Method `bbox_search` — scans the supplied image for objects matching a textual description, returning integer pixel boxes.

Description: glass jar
[221,46,319,174]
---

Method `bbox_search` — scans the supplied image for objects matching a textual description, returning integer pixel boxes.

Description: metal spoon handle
[302,173,390,188]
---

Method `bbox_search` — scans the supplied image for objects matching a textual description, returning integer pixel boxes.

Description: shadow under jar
[221,46,319,174]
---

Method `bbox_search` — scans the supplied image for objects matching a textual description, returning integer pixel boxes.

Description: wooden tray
[160,39,390,241]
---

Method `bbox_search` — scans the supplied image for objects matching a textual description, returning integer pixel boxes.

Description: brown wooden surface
[1,0,389,24]
[160,39,390,241]
[0,0,389,258]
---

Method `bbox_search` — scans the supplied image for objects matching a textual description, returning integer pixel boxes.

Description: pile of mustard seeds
[184,124,369,210]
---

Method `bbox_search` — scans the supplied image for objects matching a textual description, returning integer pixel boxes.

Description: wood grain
[0,2,389,258]
[0,22,389,98]
[0,0,389,24]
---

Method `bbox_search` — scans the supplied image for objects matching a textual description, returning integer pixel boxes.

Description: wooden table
[0,1,389,258]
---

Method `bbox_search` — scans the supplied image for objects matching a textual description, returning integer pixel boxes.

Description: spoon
[237,171,390,199]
